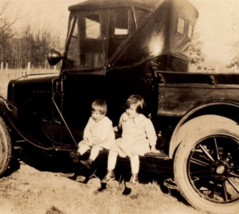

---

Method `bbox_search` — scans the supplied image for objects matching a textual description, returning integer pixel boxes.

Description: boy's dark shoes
[101,170,115,183]
[80,159,93,169]
[97,183,107,192]
[69,151,81,163]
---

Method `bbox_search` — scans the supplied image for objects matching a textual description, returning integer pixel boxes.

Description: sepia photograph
[0,0,239,213]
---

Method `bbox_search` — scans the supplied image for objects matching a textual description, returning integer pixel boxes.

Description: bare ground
[0,145,205,214]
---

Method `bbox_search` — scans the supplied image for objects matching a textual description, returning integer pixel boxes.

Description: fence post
[27,62,31,74]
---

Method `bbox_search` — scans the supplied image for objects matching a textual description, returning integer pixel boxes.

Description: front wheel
[174,123,239,214]
[0,117,11,176]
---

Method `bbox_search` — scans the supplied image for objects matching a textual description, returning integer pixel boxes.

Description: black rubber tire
[0,117,11,176]
[174,123,239,214]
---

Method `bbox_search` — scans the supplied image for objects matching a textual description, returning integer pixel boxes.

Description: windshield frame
[63,10,109,71]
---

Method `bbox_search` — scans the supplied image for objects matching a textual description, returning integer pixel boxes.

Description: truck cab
[5,0,198,150]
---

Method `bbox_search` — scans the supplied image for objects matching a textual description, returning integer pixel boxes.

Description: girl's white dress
[80,116,115,149]
[111,113,157,157]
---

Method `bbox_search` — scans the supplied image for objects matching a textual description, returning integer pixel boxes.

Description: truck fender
[0,97,54,150]
[168,102,239,158]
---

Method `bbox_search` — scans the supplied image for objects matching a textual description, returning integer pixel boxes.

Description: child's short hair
[125,94,146,113]
[91,99,107,115]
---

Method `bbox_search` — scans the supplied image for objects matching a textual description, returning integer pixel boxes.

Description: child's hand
[88,137,101,145]
[150,145,161,153]
[113,126,118,132]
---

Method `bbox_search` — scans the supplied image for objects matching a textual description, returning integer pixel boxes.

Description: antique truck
[0,0,239,213]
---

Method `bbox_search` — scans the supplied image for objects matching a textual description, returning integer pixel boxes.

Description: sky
[188,0,239,67]
[4,0,239,68]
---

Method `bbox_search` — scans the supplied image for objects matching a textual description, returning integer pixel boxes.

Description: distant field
[0,68,59,98]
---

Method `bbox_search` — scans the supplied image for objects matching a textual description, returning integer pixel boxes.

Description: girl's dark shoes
[101,170,115,183]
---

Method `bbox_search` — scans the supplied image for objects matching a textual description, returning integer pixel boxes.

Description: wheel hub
[211,160,230,181]
[216,165,225,174]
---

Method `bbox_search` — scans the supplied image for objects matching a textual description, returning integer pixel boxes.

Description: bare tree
[0,0,18,33]
[5,23,62,69]
[189,32,205,65]
[0,0,20,65]
[227,38,239,69]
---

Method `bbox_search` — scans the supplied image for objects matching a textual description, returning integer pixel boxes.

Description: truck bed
[156,71,239,117]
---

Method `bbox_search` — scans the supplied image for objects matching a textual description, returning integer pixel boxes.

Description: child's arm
[113,114,123,132]
[88,136,102,145]
[117,114,123,130]
[113,126,119,132]
[150,145,160,153]
[98,119,114,143]
[83,118,91,141]
[145,119,160,153]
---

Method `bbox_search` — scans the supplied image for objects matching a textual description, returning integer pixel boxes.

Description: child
[102,94,160,184]
[70,99,115,169]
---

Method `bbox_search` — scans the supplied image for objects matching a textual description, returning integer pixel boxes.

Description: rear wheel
[0,117,11,176]
[174,123,239,214]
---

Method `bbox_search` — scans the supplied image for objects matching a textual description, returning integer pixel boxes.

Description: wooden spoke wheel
[174,124,239,214]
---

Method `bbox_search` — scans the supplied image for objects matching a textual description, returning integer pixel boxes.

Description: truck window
[177,17,185,34]
[66,12,107,70]
[113,10,130,36]
[108,7,150,59]
[108,8,132,58]
[188,23,193,39]
[111,8,150,37]
[134,8,151,28]
[85,14,101,39]
[67,17,80,63]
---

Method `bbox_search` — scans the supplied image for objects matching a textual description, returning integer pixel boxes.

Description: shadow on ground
[4,143,189,206]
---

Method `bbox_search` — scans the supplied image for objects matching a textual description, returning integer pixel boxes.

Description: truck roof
[109,0,199,68]
[68,0,164,12]
[67,0,199,70]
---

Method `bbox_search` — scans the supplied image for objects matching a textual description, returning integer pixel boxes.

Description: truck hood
[7,73,59,104]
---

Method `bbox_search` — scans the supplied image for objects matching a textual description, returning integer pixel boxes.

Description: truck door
[51,11,109,148]
[79,12,108,68]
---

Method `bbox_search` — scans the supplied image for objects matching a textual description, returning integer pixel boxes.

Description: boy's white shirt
[83,116,113,144]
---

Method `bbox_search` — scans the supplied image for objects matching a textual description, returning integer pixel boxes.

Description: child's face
[126,104,139,119]
[91,110,105,122]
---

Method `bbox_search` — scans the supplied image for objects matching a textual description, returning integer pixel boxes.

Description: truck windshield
[64,8,150,71]
[65,11,107,70]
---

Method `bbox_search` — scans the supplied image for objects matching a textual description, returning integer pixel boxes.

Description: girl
[102,95,159,184]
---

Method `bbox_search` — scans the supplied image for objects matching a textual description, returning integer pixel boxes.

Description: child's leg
[78,143,90,155]
[129,154,140,184]
[89,145,102,161]
[101,151,118,183]
[70,140,89,162]
[130,154,139,173]
[80,145,102,169]
[107,151,118,170]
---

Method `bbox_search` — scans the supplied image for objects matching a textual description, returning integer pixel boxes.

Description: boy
[70,99,115,169]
